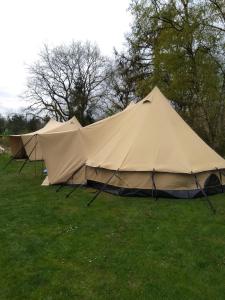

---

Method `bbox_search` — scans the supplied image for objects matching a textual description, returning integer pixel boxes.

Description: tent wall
[21,135,43,161]
[87,181,224,198]
[86,167,225,198]
[86,167,225,190]
[23,117,82,161]
[9,136,27,159]
[41,164,225,198]
[38,130,86,184]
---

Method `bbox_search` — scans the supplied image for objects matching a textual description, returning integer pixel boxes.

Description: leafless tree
[103,50,143,115]
[25,41,109,125]
[208,0,225,28]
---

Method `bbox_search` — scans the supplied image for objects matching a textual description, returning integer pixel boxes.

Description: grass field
[0,154,225,299]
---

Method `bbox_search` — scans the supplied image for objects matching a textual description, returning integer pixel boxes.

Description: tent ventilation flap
[143,99,151,104]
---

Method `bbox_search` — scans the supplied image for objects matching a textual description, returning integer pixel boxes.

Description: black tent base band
[87,180,225,199]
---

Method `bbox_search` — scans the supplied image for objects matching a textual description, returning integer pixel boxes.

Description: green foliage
[127,0,225,155]
[0,114,43,135]
[0,154,225,299]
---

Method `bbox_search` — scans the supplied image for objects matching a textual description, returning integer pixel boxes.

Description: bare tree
[208,0,225,28]
[103,50,143,115]
[25,41,109,125]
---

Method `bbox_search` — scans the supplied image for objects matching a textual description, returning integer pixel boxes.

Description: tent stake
[193,173,216,214]
[87,169,119,207]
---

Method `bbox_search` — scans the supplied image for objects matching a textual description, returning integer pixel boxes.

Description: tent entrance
[204,174,222,195]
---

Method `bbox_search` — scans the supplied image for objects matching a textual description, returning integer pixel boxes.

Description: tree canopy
[125,0,225,154]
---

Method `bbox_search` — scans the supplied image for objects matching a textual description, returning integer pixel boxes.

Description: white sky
[0,0,132,115]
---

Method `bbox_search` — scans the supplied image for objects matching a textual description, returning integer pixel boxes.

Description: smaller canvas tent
[9,117,81,161]
[9,119,61,160]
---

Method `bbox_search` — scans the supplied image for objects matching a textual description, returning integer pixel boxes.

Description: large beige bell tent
[39,87,225,198]
[9,116,81,161]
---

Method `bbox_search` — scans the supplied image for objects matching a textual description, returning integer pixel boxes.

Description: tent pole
[151,169,157,200]
[193,173,216,214]
[56,163,85,192]
[3,134,35,170]
[87,169,119,207]
[18,139,38,174]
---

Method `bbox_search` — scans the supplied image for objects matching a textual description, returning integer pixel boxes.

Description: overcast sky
[0,0,131,115]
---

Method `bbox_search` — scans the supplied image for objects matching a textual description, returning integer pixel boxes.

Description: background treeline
[0,114,47,135]
[2,0,225,155]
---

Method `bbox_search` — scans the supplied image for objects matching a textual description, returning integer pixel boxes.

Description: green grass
[0,154,225,299]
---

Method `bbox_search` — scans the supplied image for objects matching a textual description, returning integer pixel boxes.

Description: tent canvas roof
[10,119,62,138]
[10,116,81,138]
[45,116,82,133]
[83,87,225,173]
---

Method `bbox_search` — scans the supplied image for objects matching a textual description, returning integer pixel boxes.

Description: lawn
[0,154,225,300]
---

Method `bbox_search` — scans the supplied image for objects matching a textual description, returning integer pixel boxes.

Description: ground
[0,154,225,300]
